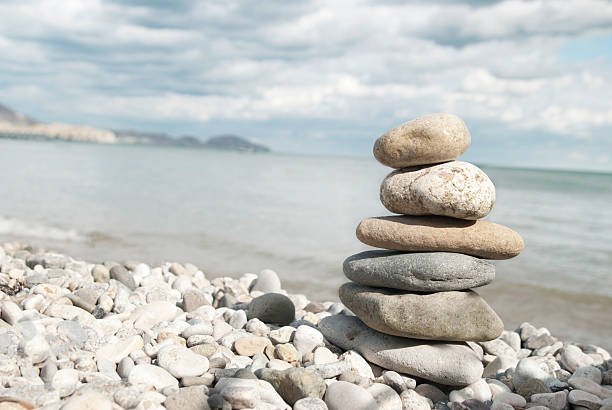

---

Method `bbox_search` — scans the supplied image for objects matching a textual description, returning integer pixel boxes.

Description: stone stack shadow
[319,113,525,387]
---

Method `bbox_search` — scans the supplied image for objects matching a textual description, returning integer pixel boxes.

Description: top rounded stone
[373,113,471,168]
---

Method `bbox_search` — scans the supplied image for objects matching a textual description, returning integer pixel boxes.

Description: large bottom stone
[318,315,483,386]
[339,282,503,342]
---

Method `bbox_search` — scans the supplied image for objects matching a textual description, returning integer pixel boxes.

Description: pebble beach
[0,242,611,410]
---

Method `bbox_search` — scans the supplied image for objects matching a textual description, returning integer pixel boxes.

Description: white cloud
[0,0,611,169]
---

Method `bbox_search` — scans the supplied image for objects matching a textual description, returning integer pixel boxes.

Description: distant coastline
[0,103,270,153]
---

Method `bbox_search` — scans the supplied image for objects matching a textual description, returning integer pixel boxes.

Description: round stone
[110,265,136,290]
[343,251,494,292]
[251,269,282,293]
[366,382,403,409]
[234,336,272,357]
[380,161,495,220]
[248,293,295,325]
[157,345,210,378]
[324,381,377,410]
[356,215,524,260]
[339,282,503,342]
[373,113,470,168]
[128,364,179,390]
[258,367,326,405]
[449,379,492,402]
[51,368,79,397]
[293,397,329,410]
[221,386,260,409]
[293,325,324,357]
[96,335,143,363]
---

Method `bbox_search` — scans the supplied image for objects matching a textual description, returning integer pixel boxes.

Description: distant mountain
[203,135,271,152]
[0,102,270,152]
[0,103,38,126]
[0,103,116,143]
[114,130,206,148]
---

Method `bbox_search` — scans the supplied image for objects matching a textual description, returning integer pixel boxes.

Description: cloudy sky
[1,0,611,171]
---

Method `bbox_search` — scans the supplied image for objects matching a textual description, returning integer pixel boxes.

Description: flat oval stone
[343,251,494,291]
[380,161,495,220]
[318,315,483,386]
[356,215,524,260]
[339,282,503,342]
[373,113,470,168]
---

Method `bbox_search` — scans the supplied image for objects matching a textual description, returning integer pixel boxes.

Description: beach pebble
[128,364,179,390]
[234,336,271,357]
[356,215,524,260]
[92,264,110,282]
[117,356,134,379]
[513,358,558,389]
[501,331,521,352]
[62,390,114,410]
[481,339,517,358]
[293,397,329,410]
[215,377,290,409]
[492,391,526,408]
[229,309,248,329]
[569,390,602,409]
[246,318,270,336]
[366,382,402,409]
[483,355,518,378]
[380,161,495,220]
[51,368,79,397]
[110,265,136,290]
[248,293,295,325]
[449,379,492,402]
[276,343,299,362]
[399,389,432,410]
[182,289,209,312]
[157,345,209,378]
[373,113,470,168]
[22,334,50,364]
[221,386,260,409]
[293,325,324,357]
[515,378,551,398]
[561,345,594,372]
[96,335,143,363]
[324,381,377,410]
[130,301,181,330]
[530,391,568,410]
[415,383,448,403]
[251,269,282,293]
[382,371,414,393]
[573,366,603,384]
[313,347,337,365]
[182,323,214,338]
[1,301,23,325]
[113,386,142,409]
[270,326,296,344]
[570,376,612,400]
[258,367,326,405]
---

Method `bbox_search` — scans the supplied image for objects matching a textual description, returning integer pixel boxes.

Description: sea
[1,139,611,350]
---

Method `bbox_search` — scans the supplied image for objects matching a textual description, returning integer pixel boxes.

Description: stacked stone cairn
[320,113,525,387]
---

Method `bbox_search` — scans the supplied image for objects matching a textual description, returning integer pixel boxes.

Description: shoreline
[0,241,611,409]
[2,231,611,353]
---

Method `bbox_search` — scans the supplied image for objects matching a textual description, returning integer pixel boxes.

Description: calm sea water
[1,139,611,348]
